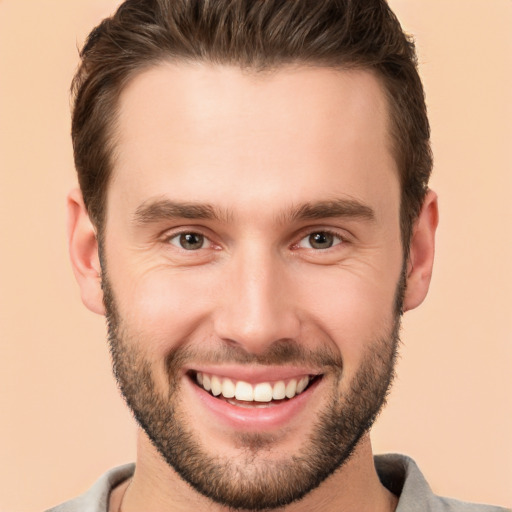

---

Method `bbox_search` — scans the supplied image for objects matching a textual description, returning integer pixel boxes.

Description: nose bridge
[214,242,299,353]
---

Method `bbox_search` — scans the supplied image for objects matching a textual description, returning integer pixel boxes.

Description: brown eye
[298,231,342,250]
[169,232,206,250]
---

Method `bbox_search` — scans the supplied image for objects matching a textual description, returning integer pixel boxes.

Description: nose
[213,246,301,355]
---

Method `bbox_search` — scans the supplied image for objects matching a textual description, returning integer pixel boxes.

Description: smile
[185,368,324,430]
[194,372,316,404]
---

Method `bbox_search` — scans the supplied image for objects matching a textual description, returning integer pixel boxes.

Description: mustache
[165,339,344,376]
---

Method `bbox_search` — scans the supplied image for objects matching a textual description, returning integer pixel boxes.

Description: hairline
[94,57,410,236]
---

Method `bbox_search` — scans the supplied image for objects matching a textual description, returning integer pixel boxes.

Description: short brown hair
[71,0,432,249]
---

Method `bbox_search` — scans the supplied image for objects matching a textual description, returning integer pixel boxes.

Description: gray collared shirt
[46,454,511,512]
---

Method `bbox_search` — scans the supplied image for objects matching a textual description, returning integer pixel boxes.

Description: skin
[68,63,438,512]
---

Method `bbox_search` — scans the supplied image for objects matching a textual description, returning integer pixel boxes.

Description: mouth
[189,370,322,409]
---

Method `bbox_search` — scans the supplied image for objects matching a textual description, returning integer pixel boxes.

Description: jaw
[132,426,382,512]
[117,340,397,511]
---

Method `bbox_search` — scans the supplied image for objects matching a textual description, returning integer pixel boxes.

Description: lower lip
[186,376,322,431]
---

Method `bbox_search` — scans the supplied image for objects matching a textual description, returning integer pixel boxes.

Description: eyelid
[298,230,343,249]
[161,227,218,250]
[292,227,350,249]
[158,225,351,251]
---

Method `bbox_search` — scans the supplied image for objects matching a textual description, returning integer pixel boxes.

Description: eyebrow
[133,197,375,226]
[288,199,375,223]
[133,198,233,225]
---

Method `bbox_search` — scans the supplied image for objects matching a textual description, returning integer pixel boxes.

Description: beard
[102,272,403,511]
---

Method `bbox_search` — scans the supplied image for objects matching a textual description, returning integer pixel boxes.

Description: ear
[403,189,439,312]
[67,188,105,315]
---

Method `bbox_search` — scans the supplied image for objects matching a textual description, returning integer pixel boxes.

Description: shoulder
[435,496,511,512]
[374,454,510,512]
[45,463,135,512]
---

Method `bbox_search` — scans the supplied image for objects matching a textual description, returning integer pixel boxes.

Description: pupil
[180,233,204,250]
[310,232,333,249]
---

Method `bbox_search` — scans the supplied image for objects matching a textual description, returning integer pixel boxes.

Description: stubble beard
[103,273,403,511]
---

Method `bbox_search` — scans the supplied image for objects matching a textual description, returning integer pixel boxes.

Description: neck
[112,430,398,512]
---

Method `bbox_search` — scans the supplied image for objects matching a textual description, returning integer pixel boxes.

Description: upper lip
[185,364,323,384]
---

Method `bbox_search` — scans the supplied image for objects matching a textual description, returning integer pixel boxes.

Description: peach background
[0,1,510,511]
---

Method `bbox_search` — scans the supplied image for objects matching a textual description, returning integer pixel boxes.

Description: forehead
[109,63,398,221]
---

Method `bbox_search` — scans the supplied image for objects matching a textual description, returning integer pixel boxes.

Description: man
[47,1,509,511]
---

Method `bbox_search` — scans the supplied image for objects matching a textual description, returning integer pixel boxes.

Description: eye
[168,232,207,250]
[298,231,343,250]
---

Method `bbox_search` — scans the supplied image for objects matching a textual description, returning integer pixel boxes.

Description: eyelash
[165,231,217,251]
[294,229,345,250]
[163,228,347,252]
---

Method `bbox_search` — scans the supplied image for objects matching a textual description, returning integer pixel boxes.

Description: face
[101,64,405,509]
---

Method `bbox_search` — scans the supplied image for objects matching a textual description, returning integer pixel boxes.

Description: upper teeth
[196,372,311,402]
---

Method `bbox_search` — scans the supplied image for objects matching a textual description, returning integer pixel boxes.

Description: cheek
[295,264,401,370]
[110,267,216,358]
